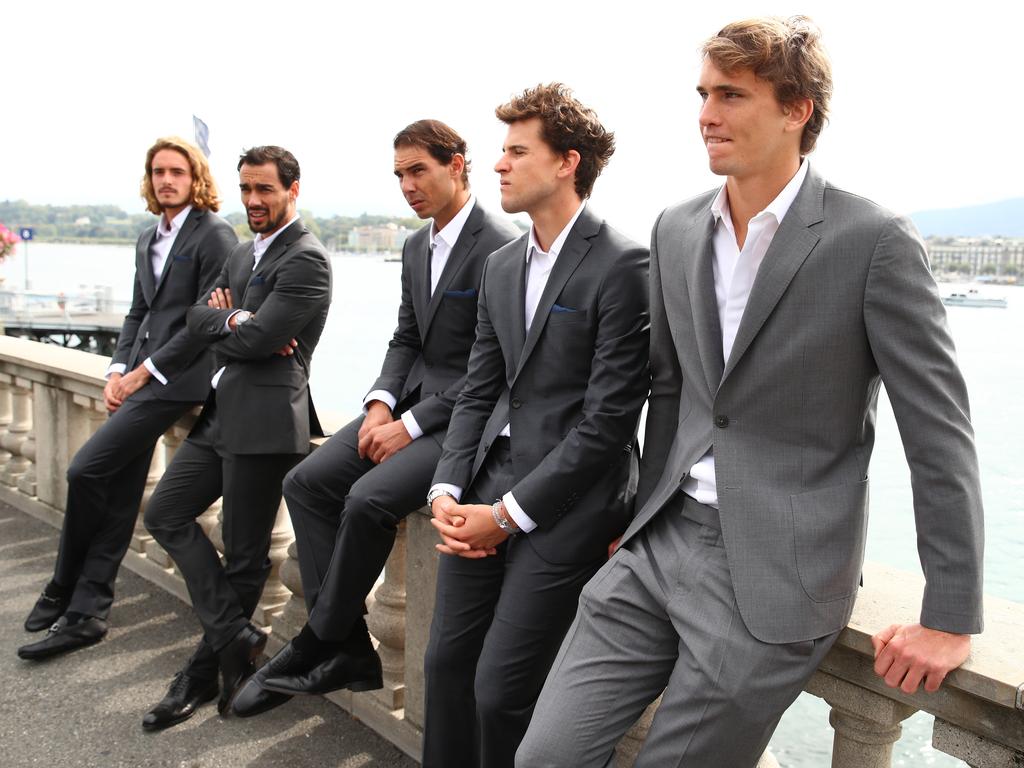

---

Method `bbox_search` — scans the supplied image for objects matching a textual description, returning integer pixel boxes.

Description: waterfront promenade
[0,334,1020,767]
[0,500,416,768]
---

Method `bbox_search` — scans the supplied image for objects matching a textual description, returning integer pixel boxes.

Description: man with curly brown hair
[421,84,651,768]
[18,137,236,661]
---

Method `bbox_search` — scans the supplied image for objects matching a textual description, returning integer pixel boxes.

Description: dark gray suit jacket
[628,166,984,643]
[433,206,650,564]
[112,208,237,402]
[371,201,519,434]
[187,219,332,455]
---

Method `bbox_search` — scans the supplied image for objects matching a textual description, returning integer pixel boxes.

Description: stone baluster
[252,500,294,627]
[366,519,407,711]
[2,378,33,486]
[0,377,14,472]
[15,428,36,497]
[403,508,439,731]
[274,540,308,642]
[807,671,916,768]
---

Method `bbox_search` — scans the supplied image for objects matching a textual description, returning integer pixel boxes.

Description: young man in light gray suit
[423,84,650,768]
[520,17,984,768]
[18,137,235,661]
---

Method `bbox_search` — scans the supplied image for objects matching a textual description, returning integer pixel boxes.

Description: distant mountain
[911,198,1024,238]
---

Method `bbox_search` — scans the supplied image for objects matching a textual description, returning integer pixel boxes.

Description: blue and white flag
[193,115,211,158]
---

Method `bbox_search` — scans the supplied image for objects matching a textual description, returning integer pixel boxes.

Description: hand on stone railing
[871,622,971,694]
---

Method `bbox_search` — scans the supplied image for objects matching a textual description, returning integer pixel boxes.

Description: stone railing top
[0,335,107,385]
[840,561,1023,711]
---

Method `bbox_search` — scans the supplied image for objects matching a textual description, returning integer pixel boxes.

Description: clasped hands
[357,401,413,464]
[429,494,509,558]
[103,366,150,412]
[871,622,971,694]
[207,287,296,356]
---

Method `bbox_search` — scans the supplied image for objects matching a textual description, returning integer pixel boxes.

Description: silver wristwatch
[234,310,253,326]
[426,488,455,508]
[491,500,519,534]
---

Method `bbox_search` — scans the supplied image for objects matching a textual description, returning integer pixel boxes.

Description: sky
[3,0,1021,244]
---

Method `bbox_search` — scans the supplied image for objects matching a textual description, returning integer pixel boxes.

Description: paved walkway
[0,502,417,768]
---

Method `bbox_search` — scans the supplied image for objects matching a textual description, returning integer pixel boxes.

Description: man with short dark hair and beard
[18,137,236,662]
[519,17,983,768]
[140,145,332,731]
[230,120,519,718]
[421,84,650,768]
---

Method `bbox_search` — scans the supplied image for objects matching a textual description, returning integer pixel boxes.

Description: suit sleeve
[368,238,422,404]
[110,236,149,368]
[146,220,237,380]
[636,211,683,509]
[863,214,984,634]
[511,246,651,524]
[432,260,508,490]
[202,246,331,360]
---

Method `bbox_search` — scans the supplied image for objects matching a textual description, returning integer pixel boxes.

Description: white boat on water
[942,289,1008,308]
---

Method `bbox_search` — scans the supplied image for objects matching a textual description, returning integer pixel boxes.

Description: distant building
[347,223,410,253]
[925,236,1023,280]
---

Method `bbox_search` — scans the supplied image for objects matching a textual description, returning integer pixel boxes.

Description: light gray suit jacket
[626,166,984,643]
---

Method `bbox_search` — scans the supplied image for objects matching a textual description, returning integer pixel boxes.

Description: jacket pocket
[790,479,868,603]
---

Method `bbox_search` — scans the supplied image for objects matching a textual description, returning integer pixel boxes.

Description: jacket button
[714,415,729,428]
[511,398,522,409]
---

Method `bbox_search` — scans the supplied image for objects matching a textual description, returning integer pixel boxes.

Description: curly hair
[237,146,301,189]
[140,137,221,214]
[394,119,471,188]
[703,16,833,155]
[495,83,615,199]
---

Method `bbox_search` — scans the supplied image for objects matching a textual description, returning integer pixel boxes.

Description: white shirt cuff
[429,483,463,503]
[363,390,398,414]
[105,363,127,379]
[502,491,538,533]
[224,310,240,333]
[400,410,424,440]
[142,357,168,385]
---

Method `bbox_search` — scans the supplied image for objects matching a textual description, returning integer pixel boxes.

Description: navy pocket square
[172,253,192,262]
[444,288,476,298]
[551,303,577,313]
[251,275,266,286]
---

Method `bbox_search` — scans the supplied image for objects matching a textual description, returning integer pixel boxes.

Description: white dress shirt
[431,201,587,534]
[106,205,192,385]
[363,196,476,440]
[212,214,300,389]
[682,160,809,507]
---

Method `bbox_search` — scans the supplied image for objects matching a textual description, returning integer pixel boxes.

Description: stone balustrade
[1,335,1021,767]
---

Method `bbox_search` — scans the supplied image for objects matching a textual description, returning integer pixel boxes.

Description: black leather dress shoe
[142,671,219,731]
[24,590,70,632]
[17,616,107,660]
[231,641,315,717]
[263,646,383,696]
[217,622,267,715]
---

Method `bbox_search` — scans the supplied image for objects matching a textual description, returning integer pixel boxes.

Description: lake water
[3,242,1020,767]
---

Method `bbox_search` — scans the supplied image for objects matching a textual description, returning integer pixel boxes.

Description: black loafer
[24,590,70,632]
[217,622,267,715]
[231,641,314,717]
[17,616,107,660]
[263,646,383,696]
[142,671,219,731]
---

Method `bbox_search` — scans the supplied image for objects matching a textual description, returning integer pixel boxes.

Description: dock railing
[1,336,1020,767]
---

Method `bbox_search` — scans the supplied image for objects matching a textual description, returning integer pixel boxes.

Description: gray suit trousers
[518,494,840,768]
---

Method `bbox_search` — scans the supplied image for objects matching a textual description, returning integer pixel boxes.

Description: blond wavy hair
[140,136,221,214]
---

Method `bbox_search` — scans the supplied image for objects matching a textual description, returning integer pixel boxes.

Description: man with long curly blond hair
[18,136,237,664]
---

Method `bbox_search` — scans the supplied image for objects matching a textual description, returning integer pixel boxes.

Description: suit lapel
[422,204,483,339]
[408,229,431,343]
[512,208,598,384]
[153,209,201,298]
[137,226,158,305]
[683,214,726,394]
[721,168,824,384]
[241,219,304,301]
[508,239,530,373]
